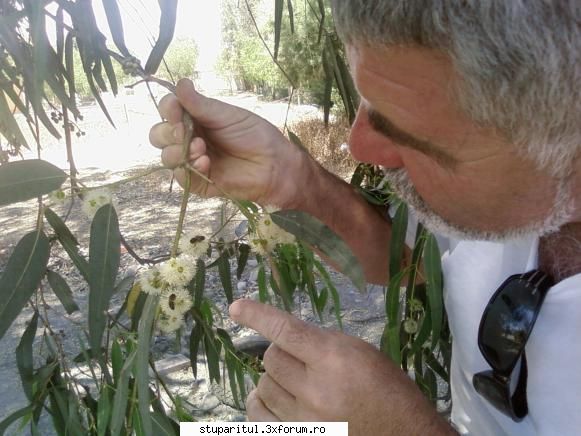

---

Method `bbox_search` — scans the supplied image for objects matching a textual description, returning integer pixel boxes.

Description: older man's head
[331,1,581,240]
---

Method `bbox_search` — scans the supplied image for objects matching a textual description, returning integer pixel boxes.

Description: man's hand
[230,299,453,436]
[148,79,312,208]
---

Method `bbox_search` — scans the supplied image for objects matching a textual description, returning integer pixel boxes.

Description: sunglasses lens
[479,278,543,373]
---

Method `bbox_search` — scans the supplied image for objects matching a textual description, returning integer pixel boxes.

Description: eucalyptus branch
[171,114,195,257]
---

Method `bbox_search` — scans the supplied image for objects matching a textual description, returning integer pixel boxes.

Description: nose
[348,106,404,169]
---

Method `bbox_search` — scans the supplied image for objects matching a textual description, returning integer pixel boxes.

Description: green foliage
[157,37,199,82]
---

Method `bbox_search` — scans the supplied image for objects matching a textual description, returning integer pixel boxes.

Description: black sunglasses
[472,269,553,421]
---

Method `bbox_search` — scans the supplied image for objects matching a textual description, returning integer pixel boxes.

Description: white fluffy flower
[179,231,210,259]
[82,188,113,219]
[249,208,295,254]
[159,287,193,316]
[138,267,165,295]
[157,312,184,334]
[158,255,196,287]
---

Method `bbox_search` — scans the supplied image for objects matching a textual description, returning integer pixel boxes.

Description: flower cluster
[249,206,296,255]
[138,254,195,334]
[82,188,113,219]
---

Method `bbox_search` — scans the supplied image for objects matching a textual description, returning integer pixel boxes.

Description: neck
[538,221,581,282]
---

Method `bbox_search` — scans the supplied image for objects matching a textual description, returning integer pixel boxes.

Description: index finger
[158,93,183,124]
[229,299,327,365]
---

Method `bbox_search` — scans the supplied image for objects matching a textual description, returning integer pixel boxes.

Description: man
[149,1,581,434]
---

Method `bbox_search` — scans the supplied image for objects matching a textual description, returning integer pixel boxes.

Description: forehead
[346,44,486,151]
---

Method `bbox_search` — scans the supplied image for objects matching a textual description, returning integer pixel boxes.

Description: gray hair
[331,1,581,177]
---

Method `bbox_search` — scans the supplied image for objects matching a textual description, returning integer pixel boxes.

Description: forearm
[289,152,393,284]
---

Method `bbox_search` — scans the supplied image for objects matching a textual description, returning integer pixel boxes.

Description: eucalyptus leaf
[287,0,295,34]
[389,202,408,279]
[236,243,250,280]
[44,208,89,282]
[217,252,233,304]
[97,384,113,436]
[144,0,178,74]
[135,295,157,436]
[101,0,130,56]
[0,230,49,341]
[88,204,120,352]
[271,210,365,292]
[110,350,136,436]
[47,270,79,314]
[16,312,39,401]
[273,0,283,60]
[0,160,67,207]
[424,234,443,351]
[0,405,35,436]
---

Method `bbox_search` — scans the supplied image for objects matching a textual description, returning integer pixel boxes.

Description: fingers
[158,93,183,123]
[262,344,306,397]
[256,373,296,421]
[149,121,184,149]
[246,389,280,422]
[229,300,327,366]
[161,137,207,169]
[176,78,250,129]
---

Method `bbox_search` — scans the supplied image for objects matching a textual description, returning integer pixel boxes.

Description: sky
[92,1,223,71]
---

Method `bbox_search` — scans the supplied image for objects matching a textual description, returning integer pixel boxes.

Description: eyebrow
[367,109,458,168]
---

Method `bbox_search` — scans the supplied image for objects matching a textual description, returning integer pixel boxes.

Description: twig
[171,115,195,257]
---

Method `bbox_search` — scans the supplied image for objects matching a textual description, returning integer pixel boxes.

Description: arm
[149,79,397,284]
[288,152,394,284]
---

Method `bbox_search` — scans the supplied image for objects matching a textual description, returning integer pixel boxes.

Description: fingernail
[173,123,184,142]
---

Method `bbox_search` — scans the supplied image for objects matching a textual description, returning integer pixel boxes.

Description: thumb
[176,78,248,129]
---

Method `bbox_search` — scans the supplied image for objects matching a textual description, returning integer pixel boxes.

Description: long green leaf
[217,252,233,304]
[144,0,178,74]
[424,234,443,350]
[0,405,35,436]
[389,202,408,279]
[381,270,407,363]
[189,320,204,379]
[0,231,49,340]
[287,0,294,33]
[97,385,114,436]
[203,330,222,384]
[15,312,39,401]
[135,295,157,436]
[47,270,79,314]
[101,0,130,56]
[273,0,283,60]
[0,160,66,206]
[110,350,136,436]
[88,204,120,352]
[236,243,250,280]
[0,89,28,149]
[271,210,365,292]
[44,208,89,281]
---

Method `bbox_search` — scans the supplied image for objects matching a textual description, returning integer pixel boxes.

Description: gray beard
[379,168,575,241]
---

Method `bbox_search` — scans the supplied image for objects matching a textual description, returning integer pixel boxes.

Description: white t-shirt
[439,234,581,435]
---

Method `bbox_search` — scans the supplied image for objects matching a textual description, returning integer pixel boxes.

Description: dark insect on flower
[190,235,206,244]
[168,293,177,311]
